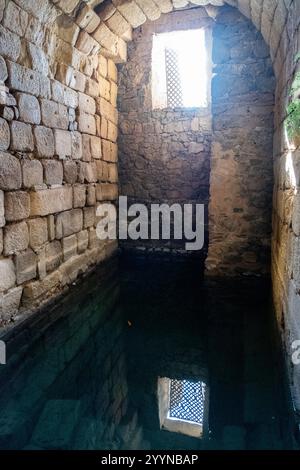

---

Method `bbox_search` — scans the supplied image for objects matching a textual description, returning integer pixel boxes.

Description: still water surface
[0,255,296,450]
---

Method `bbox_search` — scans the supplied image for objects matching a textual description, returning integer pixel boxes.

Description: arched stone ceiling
[51,0,295,76]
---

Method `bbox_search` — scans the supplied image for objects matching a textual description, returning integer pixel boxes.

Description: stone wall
[0,0,119,324]
[205,6,275,276]
[270,1,300,415]
[118,9,212,255]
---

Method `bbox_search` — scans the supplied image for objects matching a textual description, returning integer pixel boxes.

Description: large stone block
[0,152,22,190]
[17,93,41,124]
[13,0,59,24]
[0,258,16,292]
[71,131,82,160]
[8,61,39,95]
[73,184,86,208]
[45,240,62,272]
[96,97,118,125]
[77,229,89,253]
[30,187,73,216]
[78,112,96,135]
[28,42,49,76]
[4,221,29,255]
[10,121,34,151]
[15,248,37,284]
[78,92,96,115]
[63,161,78,184]
[90,136,102,159]
[75,4,100,33]
[3,1,28,37]
[102,140,118,163]
[4,191,30,222]
[0,117,10,151]
[62,234,77,261]
[28,217,48,250]
[112,0,147,29]
[54,129,72,159]
[34,126,55,158]
[43,160,63,185]
[56,209,83,239]
[96,183,118,201]
[0,286,22,321]
[41,100,69,130]
[22,159,43,188]
[106,10,132,42]
[0,25,21,61]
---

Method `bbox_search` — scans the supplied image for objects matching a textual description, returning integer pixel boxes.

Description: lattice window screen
[165,48,183,108]
[169,379,206,425]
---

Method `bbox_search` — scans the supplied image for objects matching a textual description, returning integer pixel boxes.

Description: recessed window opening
[158,377,209,439]
[152,29,209,109]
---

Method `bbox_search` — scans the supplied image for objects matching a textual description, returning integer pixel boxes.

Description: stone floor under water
[0,254,298,450]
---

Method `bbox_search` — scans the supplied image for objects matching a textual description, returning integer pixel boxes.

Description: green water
[0,255,297,450]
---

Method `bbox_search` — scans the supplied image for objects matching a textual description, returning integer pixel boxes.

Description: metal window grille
[165,48,183,108]
[169,379,206,425]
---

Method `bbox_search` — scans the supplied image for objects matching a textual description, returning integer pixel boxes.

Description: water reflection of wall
[0,258,135,450]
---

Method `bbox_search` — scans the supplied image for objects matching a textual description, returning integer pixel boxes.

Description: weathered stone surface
[45,240,62,272]
[10,121,34,151]
[34,126,55,158]
[0,258,16,292]
[22,159,43,188]
[56,209,83,239]
[0,286,22,321]
[0,190,4,228]
[3,1,28,37]
[41,100,69,130]
[4,221,29,255]
[17,93,41,124]
[78,112,96,135]
[4,191,30,222]
[0,25,21,61]
[30,187,73,216]
[8,61,39,95]
[0,152,22,190]
[0,56,8,82]
[15,248,37,284]
[77,229,89,253]
[28,217,48,250]
[102,140,117,162]
[62,234,77,261]
[78,92,96,115]
[78,162,97,183]
[83,206,95,229]
[54,129,72,159]
[73,184,86,208]
[71,131,82,160]
[112,0,147,28]
[63,161,78,184]
[43,160,63,186]
[96,183,118,201]
[0,117,10,151]
[107,59,118,83]
[75,4,100,33]
[96,97,118,125]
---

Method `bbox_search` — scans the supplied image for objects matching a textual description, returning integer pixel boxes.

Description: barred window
[158,377,209,439]
[168,379,206,425]
[152,29,209,109]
